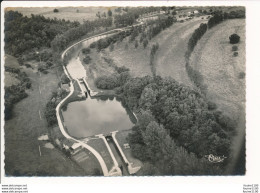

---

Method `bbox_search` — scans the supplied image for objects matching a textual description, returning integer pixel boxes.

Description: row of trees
[186,23,207,58]
[90,30,132,52]
[150,43,159,76]
[208,10,245,29]
[185,23,208,92]
[4,11,80,56]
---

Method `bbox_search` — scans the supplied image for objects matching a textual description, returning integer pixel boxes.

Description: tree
[229,34,240,44]
[108,9,112,17]
[53,9,59,13]
[143,39,148,48]
[109,43,114,52]
[135,40,139,48]
[96,11,101,18]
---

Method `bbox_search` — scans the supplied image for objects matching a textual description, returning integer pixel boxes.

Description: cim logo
[205,154,227,163]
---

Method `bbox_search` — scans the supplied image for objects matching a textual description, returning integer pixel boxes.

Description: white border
[1,1,260,192]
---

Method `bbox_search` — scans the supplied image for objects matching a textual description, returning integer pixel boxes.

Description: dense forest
[116,76,235,175]
[4,10,80,56]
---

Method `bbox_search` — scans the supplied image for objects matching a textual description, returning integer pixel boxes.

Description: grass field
[11,7,114,23]
[190,19,245,120]
[189,19,245,173]
[4,56,85,176]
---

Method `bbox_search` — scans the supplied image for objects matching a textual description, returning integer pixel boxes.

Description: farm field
[4,56,85,176]
[189,19,245,173]
[11,7,112,23]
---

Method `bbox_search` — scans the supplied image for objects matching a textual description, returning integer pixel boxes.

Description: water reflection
[62,96,136,138]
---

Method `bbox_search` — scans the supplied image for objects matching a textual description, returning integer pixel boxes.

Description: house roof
[71,143,81,149]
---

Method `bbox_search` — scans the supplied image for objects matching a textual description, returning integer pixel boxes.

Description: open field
[11,7,112,23]
[4,55,21,69]
[4,72,20,87]
[190,19,245,120]
[189,19,245,173]
[4,57,85,176]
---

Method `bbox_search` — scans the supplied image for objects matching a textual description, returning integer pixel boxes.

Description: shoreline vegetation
[4,6,245,176]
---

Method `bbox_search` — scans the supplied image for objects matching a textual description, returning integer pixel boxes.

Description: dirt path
[154,18,208,88]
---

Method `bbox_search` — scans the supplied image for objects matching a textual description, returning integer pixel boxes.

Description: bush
[233,52,238,57]
[89,42,96,49]
[83,56,91,64]
[135,40,139,48]
[239,72,245,79]
[95,75,119,89]
[208,101,217,110]
[82,48,91,54]
[229,34,240,44]
[143,39,148,48]
[61,74,70,84]
[232,45,238,51]
[109,44,114,52]
[25,63,32,68]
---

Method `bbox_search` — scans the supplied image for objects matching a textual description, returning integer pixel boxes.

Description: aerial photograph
[3,6,245,176]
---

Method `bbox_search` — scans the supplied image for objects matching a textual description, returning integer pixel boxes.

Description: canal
[61,33,136,139]
[62,95,136,138]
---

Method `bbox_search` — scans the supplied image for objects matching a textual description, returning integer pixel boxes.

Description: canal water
[61,33,136,138]
[62,95,136,138]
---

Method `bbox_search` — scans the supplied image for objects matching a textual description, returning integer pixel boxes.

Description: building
[70,143,82,154]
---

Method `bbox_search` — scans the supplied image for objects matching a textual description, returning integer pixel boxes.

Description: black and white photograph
[1,1,260,192]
